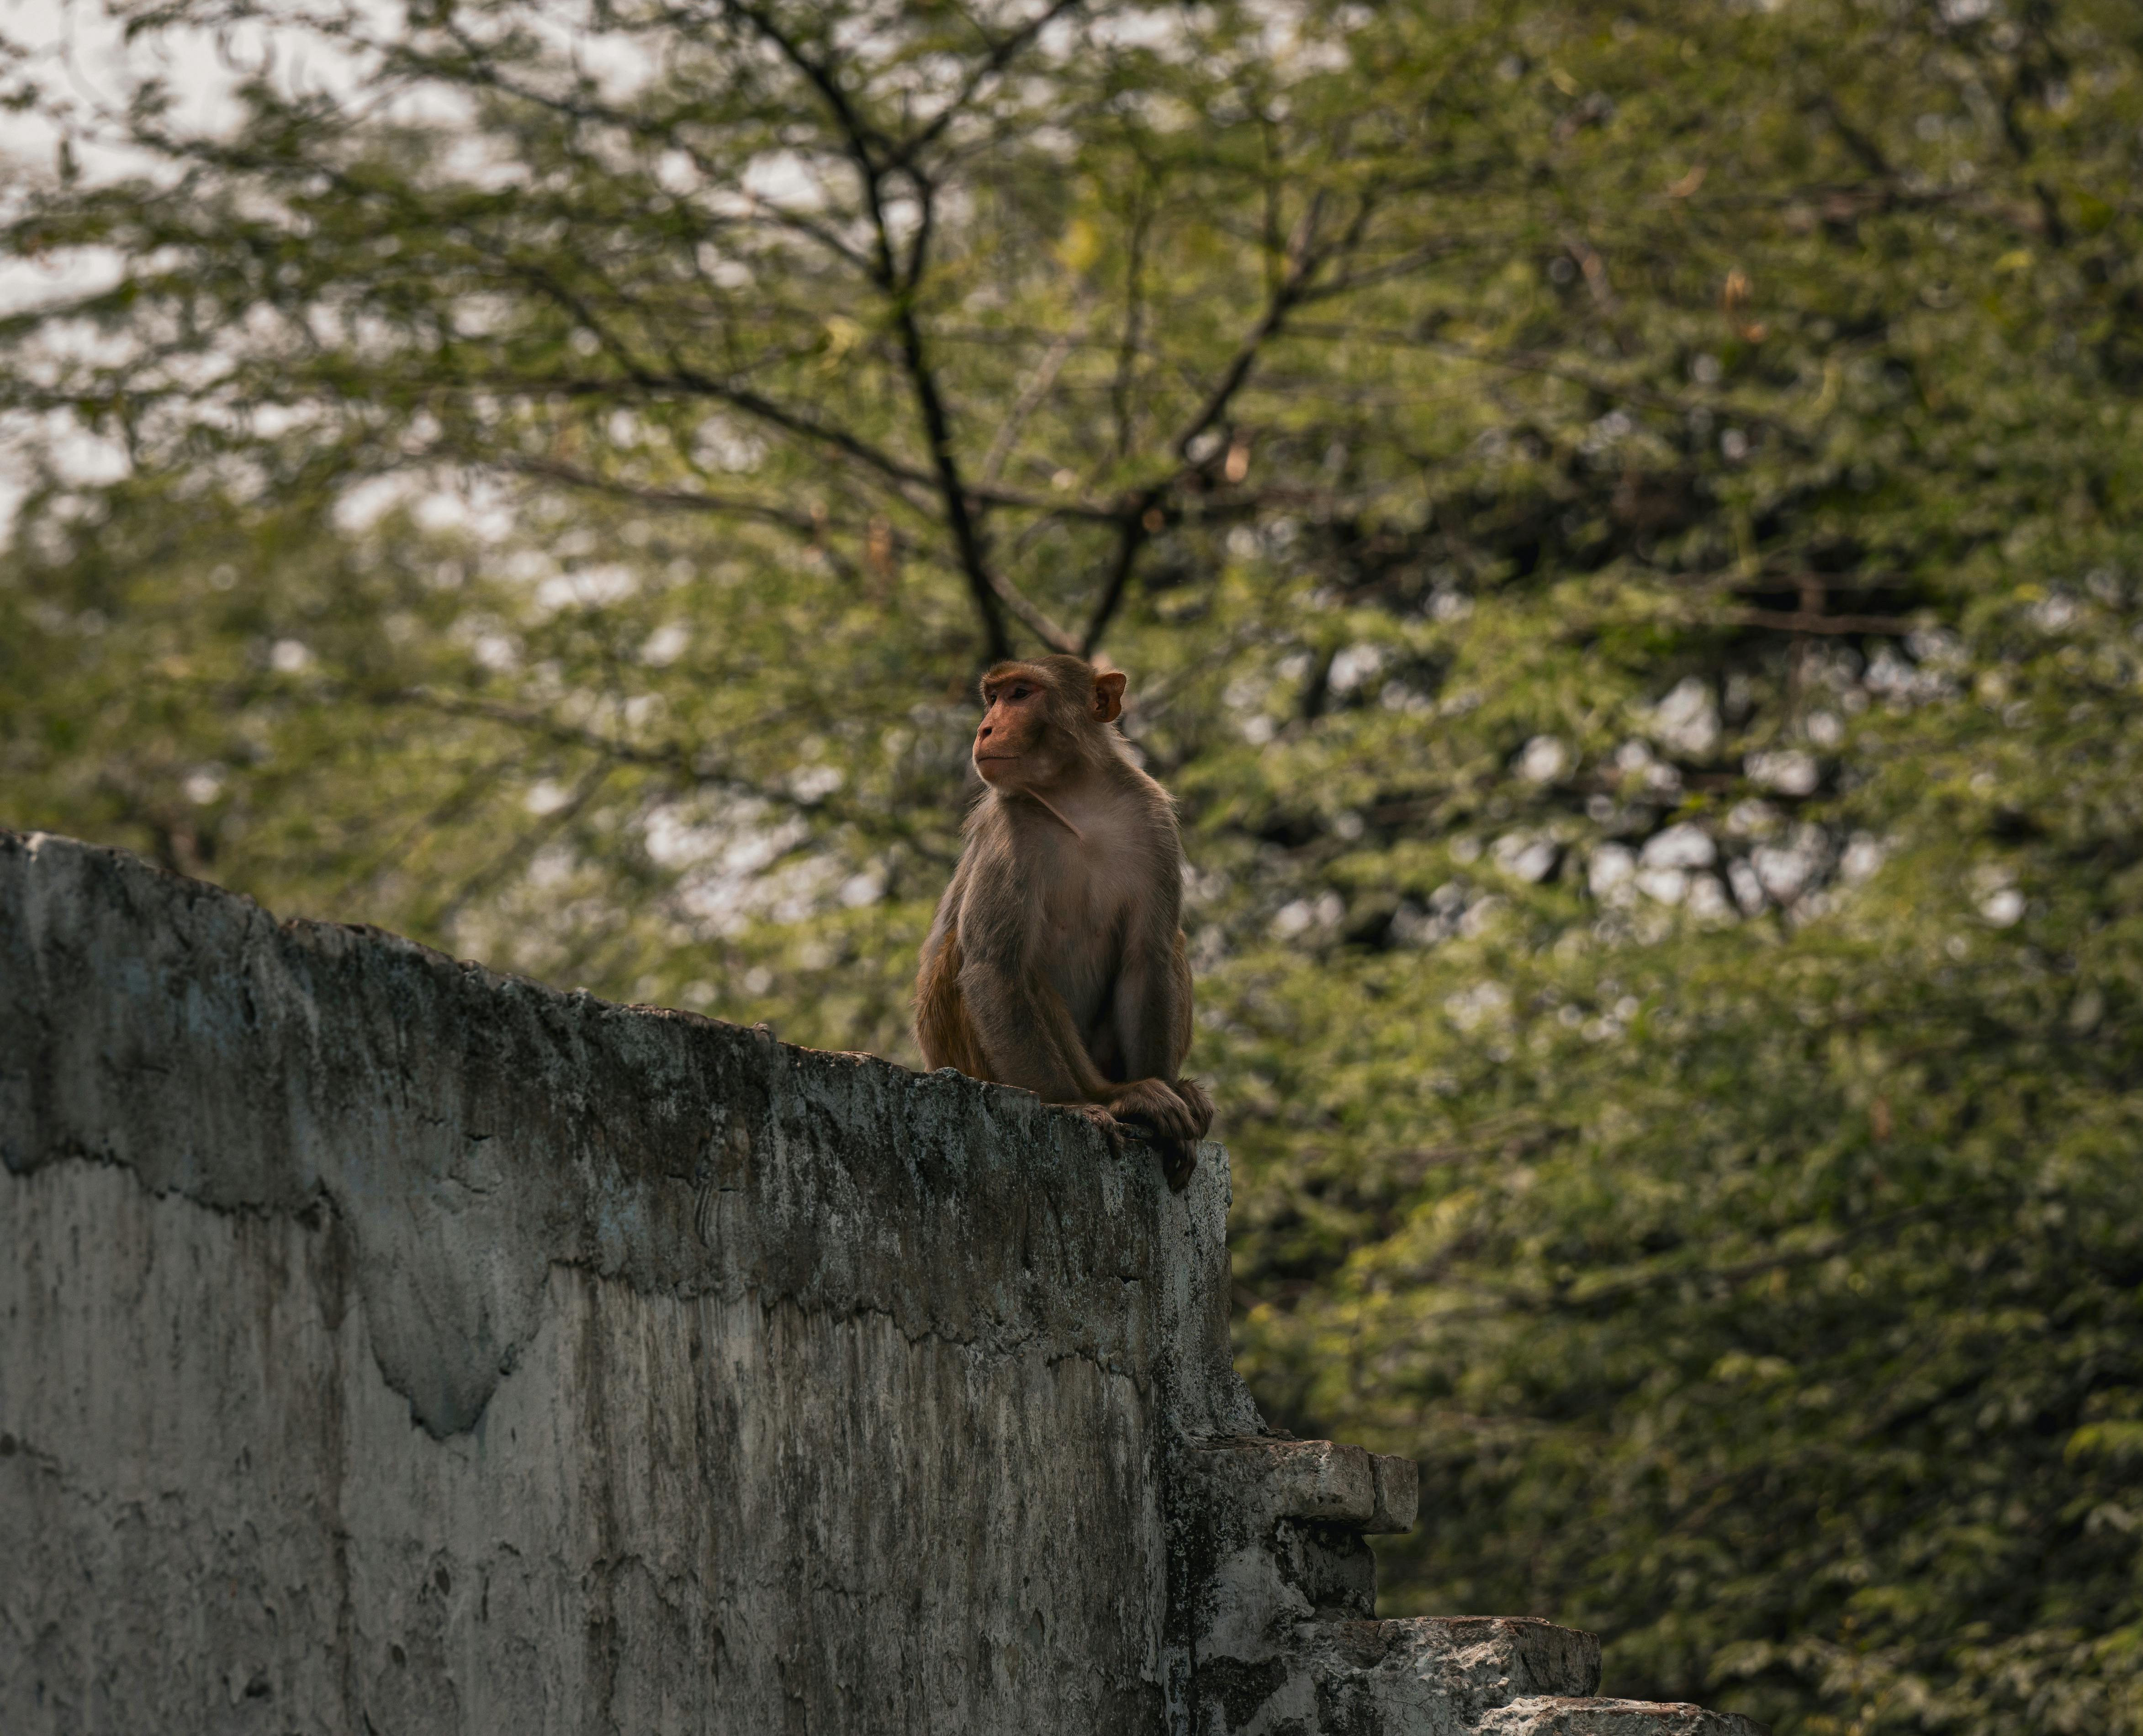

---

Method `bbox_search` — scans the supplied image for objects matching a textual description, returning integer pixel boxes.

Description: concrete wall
[0,830,1764,1736]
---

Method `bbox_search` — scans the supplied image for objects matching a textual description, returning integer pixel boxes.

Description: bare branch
[1724,607,1918,636]
[380,684,917,841]
[654,364,952,506]
[518,449,1074,649]
[327,751,523,908]
[1113,193,1154,459]
[980,322,1083,487]
[1082,190,1370,654]
[1080,512,1155,658]
[1169,190,1333,465]
[390,687,709,781]
[720,2,894,168]
[992,573,1082,654]
[495,456,869,585]
[434,755,614,933]
[887,0,1089,170]
[1285,322,1813,445]
[883,223,1013,659]
[498,455,829,537]
[728,7,1014,658]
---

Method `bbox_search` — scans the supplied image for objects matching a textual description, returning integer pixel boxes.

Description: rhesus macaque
[915,654,1213,1187]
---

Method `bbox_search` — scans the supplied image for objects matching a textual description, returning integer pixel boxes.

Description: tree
[5,1,2143,1730]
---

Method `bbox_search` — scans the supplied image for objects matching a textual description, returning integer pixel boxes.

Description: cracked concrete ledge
[0,830,1766,1736]
[0,830,1249,1443]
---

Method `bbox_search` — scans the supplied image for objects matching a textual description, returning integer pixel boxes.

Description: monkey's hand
[1061,1101,1126,1150]
[1107,1077,1204,1142]
[1089,1084,1200,1192]
[1168,1077,1215,1141]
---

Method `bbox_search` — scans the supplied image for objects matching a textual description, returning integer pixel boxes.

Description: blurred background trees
[5,0,2143,1728]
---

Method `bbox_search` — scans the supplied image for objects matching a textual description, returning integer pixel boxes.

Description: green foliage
[6,1,2143,1729]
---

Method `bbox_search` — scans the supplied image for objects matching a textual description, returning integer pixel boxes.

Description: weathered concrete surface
[1169,1438,1608,1736]
[0,829,1253,1732]
[0,828,1767,1736]
[1480,1701,1766,1736]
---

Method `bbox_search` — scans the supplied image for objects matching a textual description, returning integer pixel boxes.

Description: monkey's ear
[1092,670,1127,723]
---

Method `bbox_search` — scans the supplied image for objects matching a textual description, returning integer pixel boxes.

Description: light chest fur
[963,775,1173,1032]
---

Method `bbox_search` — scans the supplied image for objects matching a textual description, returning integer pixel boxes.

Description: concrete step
[1320,1616,1603,1697]
[1170,1435,1762,1736]
[1283,1616,1603,1734]
[1188,1433,1419,1533]
[1480,1696,1769,1736]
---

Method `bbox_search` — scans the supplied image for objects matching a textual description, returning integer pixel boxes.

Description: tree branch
[495,456,869,585]
[379,685,918,843]
[1080,510,1154,659]
[1082,190,1360,654]
[719,2,893,166]
[980,322,1082,486]
[497,455,827,537]
[991,573,1082,653]
[1169,191,1331,465]
[433,755,614,933]
[886,0,1089,170]
[1724,607,1918,636]
[726,4,1013,659]
[1285,322,1814,445]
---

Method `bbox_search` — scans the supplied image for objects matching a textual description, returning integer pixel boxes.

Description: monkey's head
[973,655,1127,792]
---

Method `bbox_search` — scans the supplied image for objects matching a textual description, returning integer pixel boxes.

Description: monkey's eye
[1009,685,1031,701]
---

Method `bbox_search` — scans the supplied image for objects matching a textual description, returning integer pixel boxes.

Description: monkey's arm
[1105,920,1213,1142]
[958,949,1121,1108]
[915,864,990,1076]
[922,849,1110,1101]
[917,815,1120,1112]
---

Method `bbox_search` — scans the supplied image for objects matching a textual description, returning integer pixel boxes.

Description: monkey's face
[973,667,1074,791]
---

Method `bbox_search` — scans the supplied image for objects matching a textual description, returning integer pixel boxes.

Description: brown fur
[915,655,1213,1179]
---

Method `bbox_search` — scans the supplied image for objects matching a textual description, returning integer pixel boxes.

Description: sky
[0,0,401,528]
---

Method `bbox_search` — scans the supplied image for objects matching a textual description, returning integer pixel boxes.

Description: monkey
[915,654,1213,1188]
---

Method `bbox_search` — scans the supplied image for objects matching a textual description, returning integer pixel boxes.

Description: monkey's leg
[960,960,1126,1118]
[1095,1117,1196,1192]
[1105,1077,1204,1141]
[914,929,990,1076]
[1159,934,1215,1142]
[1103,935,1210,1145]
[1132,1082,1208,1192]
[1167,1077,1215,1136]
[960,953,1192,1184]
